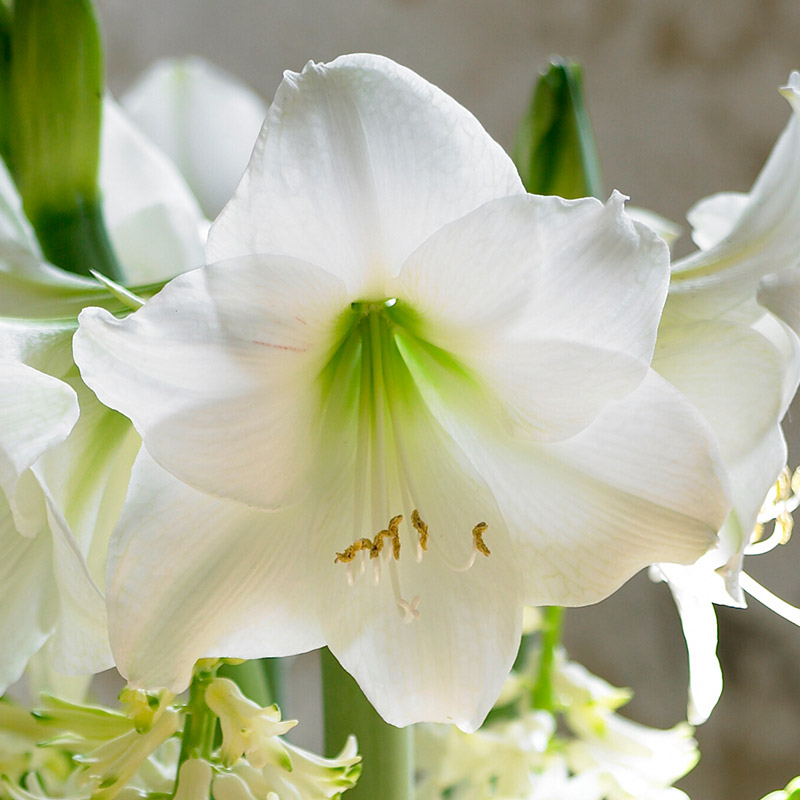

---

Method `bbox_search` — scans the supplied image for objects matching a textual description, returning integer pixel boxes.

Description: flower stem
[321,648,413,800]
[30,202,124,280]
[176,662,219,771]
[531,605,565,711]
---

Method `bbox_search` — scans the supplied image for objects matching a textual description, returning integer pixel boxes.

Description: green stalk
[321,648,413,800]
[27,203,122,280]
[0,2,11,165]
[9,0,123,279]
[262,658,287,708]
[176,663,219,771]
[531,605,565,711]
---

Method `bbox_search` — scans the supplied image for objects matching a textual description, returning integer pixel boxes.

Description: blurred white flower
[75,53,729,730]
[121,57,267,218]
[650,71,800,724]
[416,651,697,800]
[564,710,696,800]
[0,57,253,690]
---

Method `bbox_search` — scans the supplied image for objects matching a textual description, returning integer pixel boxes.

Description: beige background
[93,2,800,798]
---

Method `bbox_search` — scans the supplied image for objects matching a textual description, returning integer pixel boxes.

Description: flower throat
[319,300,492,623]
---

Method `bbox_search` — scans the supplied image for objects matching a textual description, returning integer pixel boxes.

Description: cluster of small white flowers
[416,650,697,800]
[0,681,360,800]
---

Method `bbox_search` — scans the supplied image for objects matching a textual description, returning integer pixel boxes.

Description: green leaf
[8,0,122,279]
[513,58,603,200]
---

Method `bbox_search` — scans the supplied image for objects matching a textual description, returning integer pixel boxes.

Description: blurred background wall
[93,2,800,798]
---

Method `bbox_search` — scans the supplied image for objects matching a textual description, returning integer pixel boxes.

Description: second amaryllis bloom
[74,54,730,730]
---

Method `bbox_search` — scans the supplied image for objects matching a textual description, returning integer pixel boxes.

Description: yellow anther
[777,467,792,501]
[472,522,490,557]
[411,509,429,551]
[334,538,375,564]
[336,515,404,565]
[751,521,765,544]
[388,514,403,560]
[778,511,794,545]
[792,467,800,495]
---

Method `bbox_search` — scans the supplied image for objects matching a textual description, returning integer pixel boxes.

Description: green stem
[217,659,272,707]
[31,201,124,280]
[176,663,219,773]
[531,606,565,711]
[9,0,124,281]
[321,648,413,800]
[262,658,286,708]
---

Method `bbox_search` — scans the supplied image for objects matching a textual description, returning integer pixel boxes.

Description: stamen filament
[746,523,790,555]
[368,311,389,533]
[740,571,800,627]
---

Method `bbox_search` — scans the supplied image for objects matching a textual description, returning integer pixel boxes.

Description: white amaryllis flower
[649,71,800,724]
[74,53,730,730]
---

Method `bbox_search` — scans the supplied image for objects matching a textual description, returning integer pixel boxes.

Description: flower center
[318,300,493,623]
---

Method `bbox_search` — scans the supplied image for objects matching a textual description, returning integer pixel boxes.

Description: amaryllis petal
[753,308,800,416]
[758,267,800,338]
[122,57,267,218]
[685,191,748,250]
[0,157,40,254]
[659,574,723,725]
[0,361,78,508]
[653,319,783,469]
[100,100,206,284]
[324,546,522,731]
[0,497,55,692]
[207,54,524,296]
[395,192,668,440]
[397,192,667,361]
[669,73,800,320]
[107,452,324,691]
[75,256,347,509]
[39,479,113,675]
[446,371,729,606]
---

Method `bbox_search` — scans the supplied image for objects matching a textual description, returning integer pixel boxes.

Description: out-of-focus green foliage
[514,58,603,200]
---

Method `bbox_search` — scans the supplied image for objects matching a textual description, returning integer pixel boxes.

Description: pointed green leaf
[513,58,603,199]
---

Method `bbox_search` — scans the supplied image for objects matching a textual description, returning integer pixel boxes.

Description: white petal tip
[607,189,631,207]
[780,71,800,100]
